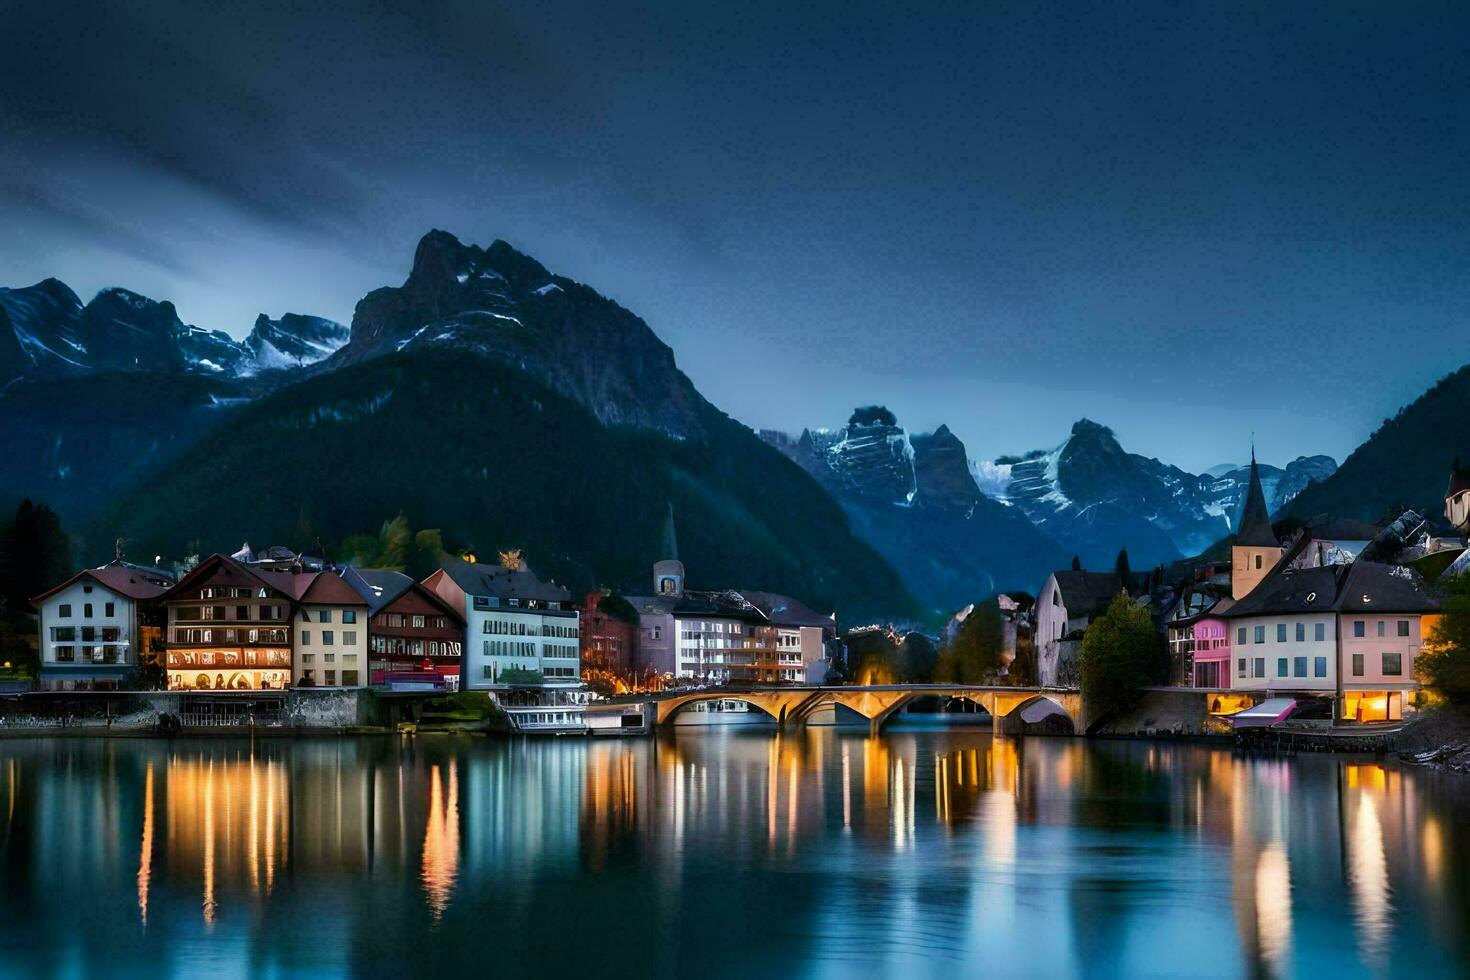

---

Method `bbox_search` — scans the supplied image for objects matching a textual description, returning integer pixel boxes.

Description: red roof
[30,562,175,607]
[299,570,368,606]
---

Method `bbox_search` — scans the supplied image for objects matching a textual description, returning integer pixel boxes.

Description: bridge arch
[993,694,1078,735]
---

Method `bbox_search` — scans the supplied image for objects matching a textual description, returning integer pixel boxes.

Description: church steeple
[660,501,679,562]
[1231,447,1283,600]
[653,502,685,597]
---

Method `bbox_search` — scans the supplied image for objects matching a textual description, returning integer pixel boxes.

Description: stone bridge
[651,685,1088,735]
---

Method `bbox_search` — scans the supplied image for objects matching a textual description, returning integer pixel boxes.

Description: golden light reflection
[164,753,290,924]
[1255,844,1292,974]
[420,762,460,920]
[137,763,154,928]
[1349,792,1391,967]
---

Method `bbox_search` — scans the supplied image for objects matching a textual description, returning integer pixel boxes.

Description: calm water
[1,732,1467,979]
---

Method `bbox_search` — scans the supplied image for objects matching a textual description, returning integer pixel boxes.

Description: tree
[1071,555,1082,572]
[897,631,939,683]
[1114,548,1134,594]
[0,499,71,612]
[937,598,1006,683]
[1420,574,1470,705]
[1079,592,1167,721]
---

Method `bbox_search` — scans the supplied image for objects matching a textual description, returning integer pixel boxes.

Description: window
[1254,658,1265,678]
[1397,620,1410,637]
[1382,653,1402,676]
[237,605,248,620]
[301,670,314,683]
[302,654,314,664]
[1377,620,1385,638]
[1277,658,1288,677]
[342,670,359,686]
[1237,658,1246,677]
[343,610,356,624]
[1238,627,1247,645]
[412,615,425,628]
[318,610,331,623]
[1314,657,1327,678]
[1296,623,1305,642]
[301,630,311,645]
[343,631,357,646]
[324,670,336,686]
[1315,623,1325,641]
[1354,620,1365,638]
[323,630,334,646]
[1277,624,1287,642]
[104,602,115,617]
[1254,626,1265,644]
[1255,555,1263,569]
[58,604,71,617]
[84,603,93,617]
[1294,656,1307,677]
[1352,653,1364,676]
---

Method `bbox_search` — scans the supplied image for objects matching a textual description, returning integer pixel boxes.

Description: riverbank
[1395,706,1470,773]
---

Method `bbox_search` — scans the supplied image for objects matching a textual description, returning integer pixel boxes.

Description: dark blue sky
[3,1,1467,471]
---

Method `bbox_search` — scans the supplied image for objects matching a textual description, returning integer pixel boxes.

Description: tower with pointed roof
[1445,453,1470,532]
[653,502,685,597]
[1232,449,1283,599]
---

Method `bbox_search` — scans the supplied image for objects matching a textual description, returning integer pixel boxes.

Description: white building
[293,570,370,688]
[425,558,581,692]
[32,562,175,691]
[1224,564,1340,693]
[1035,570,1124,687]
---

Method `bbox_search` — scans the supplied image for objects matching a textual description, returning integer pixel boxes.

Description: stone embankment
[1396,708,1470,773]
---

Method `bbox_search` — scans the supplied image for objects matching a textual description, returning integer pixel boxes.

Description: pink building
[1335,563,1438,723]
[1190,615,1232,690]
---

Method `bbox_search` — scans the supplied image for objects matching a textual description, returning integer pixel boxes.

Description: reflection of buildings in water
[137,763,154,927]
[420,762,459,919]
[164,753,291,922]
[1346,780,1392,970]
[462,741,585,883]
[1254,844,1292,975]
[580,740,657,872]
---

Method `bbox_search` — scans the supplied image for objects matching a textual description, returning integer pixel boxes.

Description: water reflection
[0,734,1466,977]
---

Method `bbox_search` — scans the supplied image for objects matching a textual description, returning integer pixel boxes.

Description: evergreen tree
[1071,555,1082,572]
[1421,574,1470,705]
[0,499,71,611]
[1079,592,1167,722]
[1114,548,1134,593]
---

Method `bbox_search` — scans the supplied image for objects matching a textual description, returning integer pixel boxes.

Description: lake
[0,732,1466,978]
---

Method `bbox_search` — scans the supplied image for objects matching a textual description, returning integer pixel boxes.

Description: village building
[341,568,465,690]
[424,557,581,692]
[31,561,174,691]
[579,590,637,691]
[157,554,297,691]
[1231,453,1284,600]
[1445,457,1470,532]
[1222,564,1340,695]
[1034,570,1124,687]
[1334,561,1439,723]
[291,570,369,688]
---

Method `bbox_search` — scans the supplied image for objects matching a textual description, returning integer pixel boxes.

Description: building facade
[31,562,174,691]
[1035,570,1124,687]
[424,558,580,692]
[342,568,465,689]
[293,571,369,688]
[1334,562,1438,723]
[158,555,296,691]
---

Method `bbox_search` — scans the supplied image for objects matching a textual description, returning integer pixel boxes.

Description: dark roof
[1333,561,1440,614]
[30,561,175,606]
[299,570,368,606]
[1050,570,1125,618]
[434,557,571,603]
[1448,456,1470,499]
[672,589,769,624]
[625,594,678,617]
[341,567,416,616]
[156,554,300,603]
[1235,454,1279,548]
[1224,564,1343,618]
[741,590,832,627]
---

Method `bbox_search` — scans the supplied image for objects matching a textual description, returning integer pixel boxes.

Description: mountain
[0,280,346,385]
[3,231,920,622]
[0,280,348,519]
[762,409,1070,615]
[978,420,1337,566]
[1285,365,1470,523]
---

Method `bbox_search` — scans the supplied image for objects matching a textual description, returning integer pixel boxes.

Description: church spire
[1236,452,1278,547]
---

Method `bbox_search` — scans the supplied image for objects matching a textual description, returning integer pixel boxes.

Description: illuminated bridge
[649,685,1088,735]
